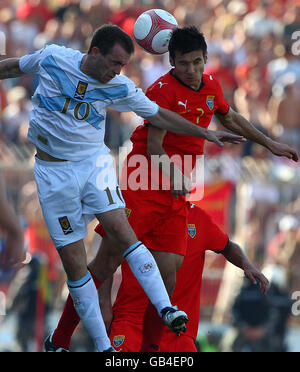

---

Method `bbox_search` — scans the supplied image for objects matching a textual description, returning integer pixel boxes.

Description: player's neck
[80,55,90,76]
[170,69,203,92]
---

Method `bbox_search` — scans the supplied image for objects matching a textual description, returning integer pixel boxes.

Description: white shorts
[34,151,125,249]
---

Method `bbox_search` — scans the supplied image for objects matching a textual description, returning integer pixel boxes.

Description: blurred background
[0,0,300,352]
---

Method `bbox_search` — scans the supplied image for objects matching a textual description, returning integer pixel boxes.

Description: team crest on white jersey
[75,81,88,100]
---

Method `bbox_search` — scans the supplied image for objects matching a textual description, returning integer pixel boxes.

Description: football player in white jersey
[0,24,247,352]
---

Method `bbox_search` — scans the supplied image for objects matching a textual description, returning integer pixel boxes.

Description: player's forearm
[219,109,272,149]
[147,131,173,179]
[0,58,24,80]
[222,241,253,271]
[150,107,210,139]
[147,129,186,187]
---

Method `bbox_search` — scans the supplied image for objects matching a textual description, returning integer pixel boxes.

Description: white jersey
[19,44,159,161]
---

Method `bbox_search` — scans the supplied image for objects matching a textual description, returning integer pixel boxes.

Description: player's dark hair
[88,24,135,55]
[168,26,207,59]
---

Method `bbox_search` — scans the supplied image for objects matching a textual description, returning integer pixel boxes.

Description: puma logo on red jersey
[178,100,188,110]
[158,82,168,88]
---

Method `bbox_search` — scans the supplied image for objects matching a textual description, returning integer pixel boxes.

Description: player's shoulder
[113,74,135,87]
[202,73,222,90]
[109,74,138,97]
[146,71,174,93]
[188,203,211,222]
[38,44,82,60]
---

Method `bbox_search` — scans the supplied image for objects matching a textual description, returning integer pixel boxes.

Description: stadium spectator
[0,174,24,270]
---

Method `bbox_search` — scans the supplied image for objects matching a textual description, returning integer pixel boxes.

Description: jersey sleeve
[109,79,159,118]
[19,44,60,75]
[205,215,229,254]
[143,82,173,124]
[146,83,173,110]
[213,77,230,115]
[195,208,229,253]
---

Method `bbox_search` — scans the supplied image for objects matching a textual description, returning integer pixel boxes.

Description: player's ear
[204,52,208,64]
[90,46,101,56]
[169,55,174,67]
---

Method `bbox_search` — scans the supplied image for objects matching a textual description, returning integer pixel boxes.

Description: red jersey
[130,70,229,158]
[111,204,228,346]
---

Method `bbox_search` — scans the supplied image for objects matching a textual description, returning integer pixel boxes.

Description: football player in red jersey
[48,26,297,352]
[115,26,297,351]
[96,204,269,352]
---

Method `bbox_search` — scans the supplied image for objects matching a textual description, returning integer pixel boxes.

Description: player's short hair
[88,24,135,55]
[168,26,207,59]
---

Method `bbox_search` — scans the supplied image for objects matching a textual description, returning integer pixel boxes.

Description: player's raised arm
[215,107,299,162]
[149,107,246,147]
[147,125,192,197]
[0,58,24,80]
[221,240,269,295]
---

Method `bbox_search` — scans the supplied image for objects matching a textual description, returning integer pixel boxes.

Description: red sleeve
[194,207,229,253]
[95,223,106,237]
[213,77,230,115]
[204,213,229,253]
[144,82,173,124]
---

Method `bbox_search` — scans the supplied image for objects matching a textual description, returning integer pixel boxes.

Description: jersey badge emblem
[206,95,215,110]
[75,81,88,100]
[188,224,196,238]
[113,335,125,348]
[125,208,132,218]
[58,216,74,235]
[158,82,168,88]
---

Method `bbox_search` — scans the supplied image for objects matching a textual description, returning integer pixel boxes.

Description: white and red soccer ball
[134,9,178,55]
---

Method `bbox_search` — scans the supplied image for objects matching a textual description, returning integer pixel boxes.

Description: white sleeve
[19,44,59,74]
[110,80,159,119]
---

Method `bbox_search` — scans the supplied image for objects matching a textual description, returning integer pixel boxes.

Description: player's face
[170,49,207,90]
[88,44,131,83]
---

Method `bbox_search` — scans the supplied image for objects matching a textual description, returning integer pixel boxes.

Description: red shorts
[122,188,188,256]
[159,331,197,352]
[110,319,142,352]
[109,319,197,352]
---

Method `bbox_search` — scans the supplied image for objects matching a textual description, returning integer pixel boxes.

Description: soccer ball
[134,9,178,55]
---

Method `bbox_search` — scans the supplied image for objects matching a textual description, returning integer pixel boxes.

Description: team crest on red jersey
[188,224,196,238]
[113,335,125,348]
[206,95,215,110]
[125,208,132,218]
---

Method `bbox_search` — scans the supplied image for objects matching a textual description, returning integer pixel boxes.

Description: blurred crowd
[0,0,300,352]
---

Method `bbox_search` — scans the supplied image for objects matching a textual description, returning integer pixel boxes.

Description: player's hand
[100,303,114,334]
[214,130,247,144]
[205,130,246,147]
[171,172,192,198]
[243,265,270,295]
[267,140,299,162]
[0,233,25,271]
